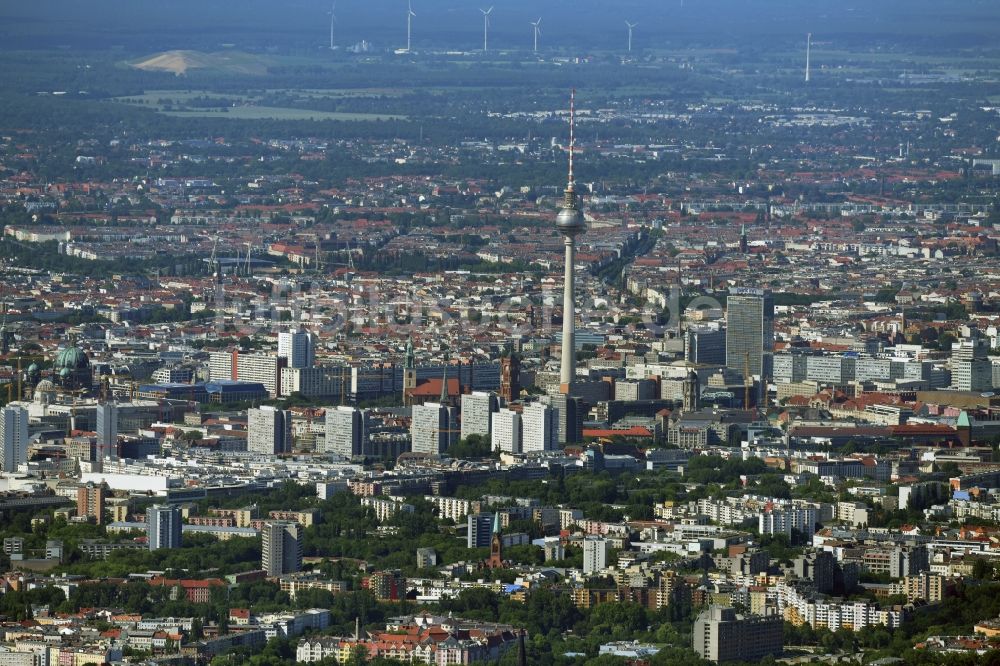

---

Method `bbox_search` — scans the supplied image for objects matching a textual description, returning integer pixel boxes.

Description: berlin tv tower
[556,90,586,395]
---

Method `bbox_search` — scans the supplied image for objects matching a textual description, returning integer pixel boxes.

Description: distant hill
[131,50,268,76]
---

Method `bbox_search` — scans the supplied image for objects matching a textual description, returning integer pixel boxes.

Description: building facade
[460,391,500,440]
[0,403,29,472]
[725,288,774,378]
[278,329,315,369]
[325,406,368,459]
[262,520,303,577]
[147,504,182,551]
[248,406,293,455]
[521,402,559,453]
[693,606,783,663]
[410,402,458,455]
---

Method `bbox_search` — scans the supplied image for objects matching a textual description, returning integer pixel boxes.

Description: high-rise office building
[521,402,559,453]
[693,606,783,663]
[278,328,315,369]
[582,536,608,574]
[491,408,522,454]
[248,406,293,455]
[460,391,500,440]
[209,351,286,397]
[467,512,496,549]
[952,332,992,392]
[325,406,368,459]
[262,520,302,576]
[550,393,584,445]
[685,325,727,366]
[147,504,182,550]
[77,482,107,525]
[0,403,29,472]
[279,365,350,399]
[95,403,118,460]
[725,288,774,379]
[410,402,458,455]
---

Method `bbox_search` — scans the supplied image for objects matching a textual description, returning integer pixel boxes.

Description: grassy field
[159,107,405,121]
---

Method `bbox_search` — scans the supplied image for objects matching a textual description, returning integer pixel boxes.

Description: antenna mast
[568,88,576,189]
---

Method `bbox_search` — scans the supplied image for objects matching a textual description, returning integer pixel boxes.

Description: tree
[446,434,492,460]
[973,558,997,581]
[347,645,369,666]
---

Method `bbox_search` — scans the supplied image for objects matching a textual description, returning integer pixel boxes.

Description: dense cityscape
[2,1,1000,664]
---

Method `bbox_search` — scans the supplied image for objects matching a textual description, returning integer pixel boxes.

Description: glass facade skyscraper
[725,288,774,379]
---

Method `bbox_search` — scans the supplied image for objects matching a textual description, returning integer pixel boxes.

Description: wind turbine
[625,21,638,53]
[530,17,541,53]
[406,0,416,52]
[481,7,493,53]
[805,32,812,82]
[328,1,337,50]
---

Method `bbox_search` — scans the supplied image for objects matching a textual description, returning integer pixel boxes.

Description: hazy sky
[2,0,998,52]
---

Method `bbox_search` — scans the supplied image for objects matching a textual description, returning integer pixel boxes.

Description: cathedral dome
[55,345,90,371]
[34,379,57,404]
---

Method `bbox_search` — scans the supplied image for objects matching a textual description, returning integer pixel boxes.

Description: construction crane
[326,236,357,271]
[209,235,220,282]
[430,423,463,453]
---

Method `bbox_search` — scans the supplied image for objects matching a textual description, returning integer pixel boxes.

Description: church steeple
[404,337,415,369]
[402,337,418,406]
[0,303,9,356]
[486,512,504,569]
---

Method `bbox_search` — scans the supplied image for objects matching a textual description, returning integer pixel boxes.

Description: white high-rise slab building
[325,405,368,458]
[521,402,559,453]
[411,402,457,455]
[582,536,608,574]
[491,408,522,454]
[460,391,500,440]
[0,403,29,472]
[952,333,992,392]
[248,406,293,455]
[278,328,315,369]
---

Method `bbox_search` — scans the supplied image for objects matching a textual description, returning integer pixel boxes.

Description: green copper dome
[59,367,71,378]
[55,345,90,370]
